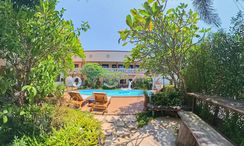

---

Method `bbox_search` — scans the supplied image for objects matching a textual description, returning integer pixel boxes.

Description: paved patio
[65,92,180,145]
[105,96,144,115]
[80,96,144,115]
[95,115,180,146]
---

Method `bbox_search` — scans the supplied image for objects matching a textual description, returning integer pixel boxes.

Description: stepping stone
[124,115,137,122]
[104,129,113,136]
[128,123,137,130]
[115,121,125,127]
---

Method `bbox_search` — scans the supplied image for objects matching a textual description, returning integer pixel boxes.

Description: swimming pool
[79,89,146,96]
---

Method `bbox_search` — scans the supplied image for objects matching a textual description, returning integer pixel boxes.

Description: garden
[0,0,243,146]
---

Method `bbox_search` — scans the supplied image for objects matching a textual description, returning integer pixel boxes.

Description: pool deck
[94,96,144,115]
[64,92,145,115]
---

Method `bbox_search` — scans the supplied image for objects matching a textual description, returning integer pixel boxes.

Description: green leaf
[126,15,133,28]
[147,0,154,4]
[119,30,130,40]
[144,2,153,15]
[152,2,158,14]
[32,87,37,97]
[139,10,149,17]
[20,111,25,116]
[21,85,30,91]
[122,42,128,46]
[3,115,8,123]
[130,9,137,16]
[167,8,174,14]
[145,17,151,28]
[3,110,8,114]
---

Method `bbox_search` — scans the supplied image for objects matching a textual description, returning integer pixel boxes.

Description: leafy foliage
[0,104,54,144]
[0,0,85,105]
[46,107,103,146]
[8,107,104,145]
[136,111,153,128]
[81,63,108,88]
[119,0,209,92]
[102,72,126,89]
[185,12,244,99]
[132,77,152,90]
[22,57,61,104]
[0,1,102,145]
[151,91,183,107]
[6,0,40,11]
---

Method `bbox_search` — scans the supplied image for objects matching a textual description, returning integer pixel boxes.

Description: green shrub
[132,77,152,90]
[47,84,66,105]
[151,91,183,107]
[163,85,176,92]
[46,107,103,146]
[136,111,153,128]
[12,136,42,146]
[80,63,107,88]
[53,84,66,98]
[10,107,104,146]
[0,104,54,144]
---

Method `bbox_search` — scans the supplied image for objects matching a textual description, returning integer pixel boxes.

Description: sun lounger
[90,92,111,113]
[68,91,90,109]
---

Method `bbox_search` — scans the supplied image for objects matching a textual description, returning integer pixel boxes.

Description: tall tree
[0,0,85,105]
[80,63,108,88]
[119,0,208,92]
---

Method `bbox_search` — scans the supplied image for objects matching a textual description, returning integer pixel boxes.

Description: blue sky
[56,0,242,51]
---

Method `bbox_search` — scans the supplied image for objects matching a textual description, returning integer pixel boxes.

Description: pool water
[79,89,146,96]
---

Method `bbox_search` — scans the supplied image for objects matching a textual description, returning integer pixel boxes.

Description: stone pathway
[95,115,180,146]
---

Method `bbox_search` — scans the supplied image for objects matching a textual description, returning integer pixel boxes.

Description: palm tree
[192,0,244,27]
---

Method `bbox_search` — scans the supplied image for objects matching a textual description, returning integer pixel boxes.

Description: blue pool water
[79,89,146,96]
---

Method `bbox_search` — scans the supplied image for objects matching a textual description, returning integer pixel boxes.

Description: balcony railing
[106,68,146,74]
[71,68,146,75]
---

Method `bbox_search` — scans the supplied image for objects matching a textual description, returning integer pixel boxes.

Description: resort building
[68,50,146,87]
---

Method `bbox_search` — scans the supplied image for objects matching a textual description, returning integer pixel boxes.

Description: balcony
[71,68,146,75]
[105,68,146,75]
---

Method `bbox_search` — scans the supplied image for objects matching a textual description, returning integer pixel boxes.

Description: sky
[56,0,243,51]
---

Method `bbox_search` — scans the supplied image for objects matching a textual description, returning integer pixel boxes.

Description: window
[129,65,134,68]
[118,64,124,68]
[112,64,117,68]
[102,64,109,68]
[135,65,140,68]
[74,64,79,68]
[120,79,126,84]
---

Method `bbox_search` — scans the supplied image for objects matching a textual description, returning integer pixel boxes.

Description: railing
[186,93,244,145]
[105,68,146,74]
[71,68,146,75]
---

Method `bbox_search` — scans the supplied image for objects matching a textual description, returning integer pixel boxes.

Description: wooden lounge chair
[90,92,111,113]
[68,91,89,109]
